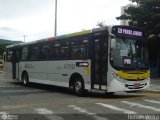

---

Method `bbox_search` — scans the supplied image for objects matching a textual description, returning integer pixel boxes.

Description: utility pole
[54,0,57,37]
[23,35,26,42]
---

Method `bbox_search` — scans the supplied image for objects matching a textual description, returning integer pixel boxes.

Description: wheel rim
[23,76,27,85]
[75,81,82,93]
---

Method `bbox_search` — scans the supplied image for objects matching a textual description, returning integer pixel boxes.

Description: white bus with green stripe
[6,25,150,96]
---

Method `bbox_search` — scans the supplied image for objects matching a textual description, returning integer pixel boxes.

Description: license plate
[134,83,141,88]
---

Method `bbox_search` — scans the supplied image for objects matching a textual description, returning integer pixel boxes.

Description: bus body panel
[19,60,91,89]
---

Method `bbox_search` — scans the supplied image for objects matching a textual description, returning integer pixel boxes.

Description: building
[120,4,135,26]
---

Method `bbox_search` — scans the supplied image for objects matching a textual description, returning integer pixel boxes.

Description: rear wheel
[22,73,29,86]
[73,78,85,96]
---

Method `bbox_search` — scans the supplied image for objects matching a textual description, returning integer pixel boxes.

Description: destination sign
[117,28,142,37]
[112,26,144,37]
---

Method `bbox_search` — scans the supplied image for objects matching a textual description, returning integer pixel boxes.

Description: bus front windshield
[110,36,148,70]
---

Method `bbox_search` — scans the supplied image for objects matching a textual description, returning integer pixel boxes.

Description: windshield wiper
[122,38,134,58]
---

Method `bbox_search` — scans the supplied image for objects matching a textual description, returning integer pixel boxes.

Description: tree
[97,21,107,28]
[117,0,160,38]
[0,44,7,55]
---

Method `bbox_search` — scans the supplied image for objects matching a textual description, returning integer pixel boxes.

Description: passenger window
[21,46,28,61]
[71,39,89,59]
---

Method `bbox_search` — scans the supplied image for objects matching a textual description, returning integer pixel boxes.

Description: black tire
[22,73,29,86]
[73,78,85,96]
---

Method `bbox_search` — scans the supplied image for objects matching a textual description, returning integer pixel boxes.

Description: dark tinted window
[21,46,28,61]
[7,49,13,62]
[71,39,89,59]
[28,44,41,61]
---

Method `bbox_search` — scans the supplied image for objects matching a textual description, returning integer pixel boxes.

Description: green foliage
[117,0,160,37]
[0,39,22,56]
[0,44,6,55]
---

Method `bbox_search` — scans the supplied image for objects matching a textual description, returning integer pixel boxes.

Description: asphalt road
[0,73,160,120]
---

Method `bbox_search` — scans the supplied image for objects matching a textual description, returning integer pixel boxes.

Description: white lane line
[35,108,54,114]
[122,101,160,112]
[0,111,7,114]
[144,99,160,105]
[68,105,108,120]
[96,103,137,114]
[68,105,95,115]
[35,108,64,120]
[1,89,42,93]
[0,85,21,88]
[149,90,160,92]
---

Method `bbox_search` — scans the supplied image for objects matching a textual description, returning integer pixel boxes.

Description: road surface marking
[96,103,137,114]
[68,105,95,115]
[144,99,160,105]
[122,101,160,112]
[35,108,54,114]
[68,105,108,120]
[0,111,7,114]
[0,85,21,88]
[35,108,64,120]
[149,90,159,92]
[1,89,43,93]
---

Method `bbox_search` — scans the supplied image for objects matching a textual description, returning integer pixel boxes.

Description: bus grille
[125,83,147,89]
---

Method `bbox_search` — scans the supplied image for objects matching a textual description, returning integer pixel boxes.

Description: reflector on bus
[47,37,56,41]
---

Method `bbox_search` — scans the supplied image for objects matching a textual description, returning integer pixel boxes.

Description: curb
[146,89,160,93]
[0,71,4,73]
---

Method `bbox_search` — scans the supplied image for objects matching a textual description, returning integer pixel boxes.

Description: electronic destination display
[112,26,145,37]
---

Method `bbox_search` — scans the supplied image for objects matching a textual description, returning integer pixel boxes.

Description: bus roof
[6,27,109,49]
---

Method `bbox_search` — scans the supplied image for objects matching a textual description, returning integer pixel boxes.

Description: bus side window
[71,46,79,59]
[7,50,13,62]
[21,46,28,61]
[41,43,48,60]
[59,41,70,59]
[47,42,55,60]
[71,39,89,59]
[54,42,60,59]
[29,44,41,61]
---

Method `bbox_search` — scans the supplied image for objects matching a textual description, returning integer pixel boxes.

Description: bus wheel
[22,73,29,86]
[73,78,84,96]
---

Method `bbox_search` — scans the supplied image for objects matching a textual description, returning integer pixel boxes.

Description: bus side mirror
[111,38,116,49]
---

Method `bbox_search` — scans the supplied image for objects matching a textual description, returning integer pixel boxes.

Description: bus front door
[92,36,108,90]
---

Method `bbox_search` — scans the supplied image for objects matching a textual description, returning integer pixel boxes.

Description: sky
[0,0,132,42]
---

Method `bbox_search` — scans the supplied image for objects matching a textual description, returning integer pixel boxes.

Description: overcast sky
[0,0,132,42]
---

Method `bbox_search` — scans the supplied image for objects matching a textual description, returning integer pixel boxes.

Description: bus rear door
[12,48,20,79]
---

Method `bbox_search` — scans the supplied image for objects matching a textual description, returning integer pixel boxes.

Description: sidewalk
[0,70,5,74]
[147,78,160,92]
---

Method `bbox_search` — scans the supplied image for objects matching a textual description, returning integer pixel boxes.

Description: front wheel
[73,78,85,96]
[22,73,29,86]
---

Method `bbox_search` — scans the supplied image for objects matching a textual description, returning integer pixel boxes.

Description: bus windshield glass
[110,36,148,70]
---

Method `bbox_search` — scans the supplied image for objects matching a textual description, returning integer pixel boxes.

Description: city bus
[6,25,150,96]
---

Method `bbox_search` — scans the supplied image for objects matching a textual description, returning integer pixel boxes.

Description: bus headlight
[146,78,150,81]
[112,72,123,82]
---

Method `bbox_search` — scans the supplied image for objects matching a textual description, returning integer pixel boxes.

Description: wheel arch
[69,72,84,88]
